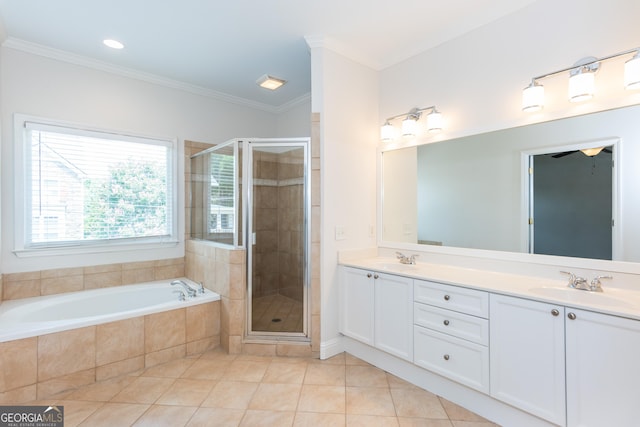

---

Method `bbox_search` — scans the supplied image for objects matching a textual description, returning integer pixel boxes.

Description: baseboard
[320,335,344,360]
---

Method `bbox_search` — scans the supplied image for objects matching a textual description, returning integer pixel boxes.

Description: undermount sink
[527,287,635,308]
[367,259,418,272]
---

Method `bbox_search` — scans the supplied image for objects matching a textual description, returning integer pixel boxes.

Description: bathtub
[0,278,220,343]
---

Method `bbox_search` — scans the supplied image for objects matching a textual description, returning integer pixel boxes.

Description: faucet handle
[395,251,405,259]
[173,290,186,301]
[197,282,206,294]
[590,275,612,292]
[560,271,587,289]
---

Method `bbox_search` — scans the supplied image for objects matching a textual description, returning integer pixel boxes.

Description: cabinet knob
[551,309,559,317]
[366,273,372,278]
[443,320,450,326]
[444,295,450,301]
[568,312,577,320]
[373,274,379,279]
[443,354,450,361]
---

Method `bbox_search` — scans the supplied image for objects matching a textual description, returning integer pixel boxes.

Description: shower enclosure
[190,138,310,340]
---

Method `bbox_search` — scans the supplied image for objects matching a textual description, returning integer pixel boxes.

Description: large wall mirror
[381,104,640,263]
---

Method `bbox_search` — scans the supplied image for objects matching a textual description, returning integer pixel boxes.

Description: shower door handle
[252,232,257,245]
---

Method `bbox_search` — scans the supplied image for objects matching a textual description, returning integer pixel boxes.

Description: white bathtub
[0,278,220,342]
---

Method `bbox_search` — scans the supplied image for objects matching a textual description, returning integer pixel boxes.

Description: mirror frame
[377,107,640,276]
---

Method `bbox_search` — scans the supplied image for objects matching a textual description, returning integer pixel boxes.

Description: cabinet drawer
[414,325,489,393]
[414,280,488,318]
[414,303,489,345]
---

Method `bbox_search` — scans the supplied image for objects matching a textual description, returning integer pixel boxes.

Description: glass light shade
[426,110,443,133]
[380,123,395,141]
[624,54,640,90]
[256,74,286,90]
[569,70,595,102]
[580,147,604,157]
[522,82,544,112]
[401,117,418,136]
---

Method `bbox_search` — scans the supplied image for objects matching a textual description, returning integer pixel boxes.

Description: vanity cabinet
[340,266,413,361]
[489,294,566,426]
[413,280,490,393]
[565,308,640,427]
[491,295,640,427]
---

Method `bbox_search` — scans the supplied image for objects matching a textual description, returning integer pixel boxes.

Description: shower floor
[251,294,304,333]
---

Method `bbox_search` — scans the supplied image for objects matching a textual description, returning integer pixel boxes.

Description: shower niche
[190,138,310,340]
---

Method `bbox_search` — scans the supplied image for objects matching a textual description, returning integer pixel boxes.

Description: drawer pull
[443,354,450,361]
[444,295,451,301]
[443,320,450,326]
[374,274,379,279]
[568,312,577,320]
[366,273,372,278]
[551,309,559,317]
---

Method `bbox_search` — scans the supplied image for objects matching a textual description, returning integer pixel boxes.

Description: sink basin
[527,287,635,308]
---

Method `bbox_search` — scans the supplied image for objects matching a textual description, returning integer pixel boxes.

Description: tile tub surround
[0,258,185,302]
[0,301,220,404]
[16,349,498,427]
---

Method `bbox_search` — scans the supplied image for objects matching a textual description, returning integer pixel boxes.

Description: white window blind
[24,120,175,249]
[208,145,236,233]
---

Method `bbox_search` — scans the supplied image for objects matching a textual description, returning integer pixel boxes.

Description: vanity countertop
[340,257,640,321]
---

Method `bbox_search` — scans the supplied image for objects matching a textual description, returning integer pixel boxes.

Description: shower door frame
[244,138,311,341]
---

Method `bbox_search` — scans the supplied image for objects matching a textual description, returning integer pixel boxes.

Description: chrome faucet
[171,280,197,298]
[396,251,418,265]
[561,271,612,292]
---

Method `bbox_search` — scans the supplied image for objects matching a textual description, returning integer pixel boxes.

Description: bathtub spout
[171,280,197,298]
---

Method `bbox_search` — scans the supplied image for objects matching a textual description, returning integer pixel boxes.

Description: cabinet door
[489,294,566,426]
[375,273,413,361]
[566,309,640,427]
[340,267,374,345]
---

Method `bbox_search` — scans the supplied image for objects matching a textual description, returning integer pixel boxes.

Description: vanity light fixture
[522,47,640,112]
[380,106,443,141]
[256,74,287,90]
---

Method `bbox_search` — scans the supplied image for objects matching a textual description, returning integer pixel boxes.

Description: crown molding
[2,37,310,114]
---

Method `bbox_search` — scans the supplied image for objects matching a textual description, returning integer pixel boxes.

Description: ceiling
[0,0,538,111]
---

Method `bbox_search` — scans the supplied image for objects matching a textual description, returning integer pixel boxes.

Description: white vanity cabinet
[340,266,413,361]
[340,266,375,345]
[565,308,640,427]
[490,295,640,427]
[413,280,490,393]
[489,294,566,426]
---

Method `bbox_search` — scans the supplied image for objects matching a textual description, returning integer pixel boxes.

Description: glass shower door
[247,139,309,339]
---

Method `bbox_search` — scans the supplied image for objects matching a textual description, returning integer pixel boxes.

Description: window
[16,116,177,252]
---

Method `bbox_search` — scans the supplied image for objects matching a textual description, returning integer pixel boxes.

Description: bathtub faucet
[171,280,197,298]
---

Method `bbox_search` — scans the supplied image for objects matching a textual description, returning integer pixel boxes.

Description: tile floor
[28,349,500,427]
[251,294,303,333]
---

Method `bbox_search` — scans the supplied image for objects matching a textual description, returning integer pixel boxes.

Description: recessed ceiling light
[256,74,287,90]
[103,39,124,49]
